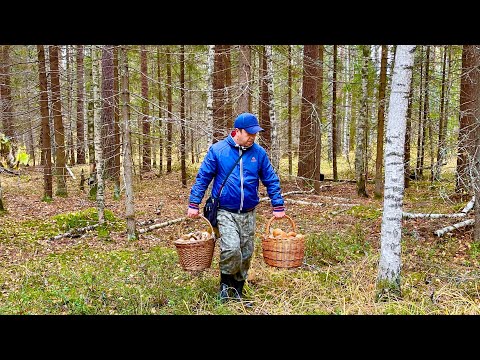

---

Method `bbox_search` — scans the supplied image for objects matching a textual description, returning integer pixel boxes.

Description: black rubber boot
[231,279,244,300]
[232,278,253,308]
[219,273,233,303]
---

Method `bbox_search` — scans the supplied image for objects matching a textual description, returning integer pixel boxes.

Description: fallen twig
[0,166,20,176]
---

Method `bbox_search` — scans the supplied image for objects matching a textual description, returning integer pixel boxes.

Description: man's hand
[273,211,285,218]
[187,207,200,218]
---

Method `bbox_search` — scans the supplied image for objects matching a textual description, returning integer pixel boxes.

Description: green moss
[305,226,371,265]
[346,205,382,220]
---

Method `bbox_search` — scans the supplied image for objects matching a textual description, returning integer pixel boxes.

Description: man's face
[235,128,257,147]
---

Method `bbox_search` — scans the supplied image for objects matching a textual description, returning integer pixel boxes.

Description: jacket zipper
[239,148,244,212]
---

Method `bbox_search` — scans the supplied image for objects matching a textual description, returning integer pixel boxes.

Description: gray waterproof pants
[217,208,256,282]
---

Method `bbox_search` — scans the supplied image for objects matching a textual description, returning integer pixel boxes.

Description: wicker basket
[174,215,215,271]
[261,215,305,268]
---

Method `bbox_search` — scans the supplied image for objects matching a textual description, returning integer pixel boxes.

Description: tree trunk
[180,45,187,187]
[65,45,75,166]
[415,46,424,180]
[314,45,324,194]
[266,45,279,171]
[259,46,271,152]
[76,45,86,164]
[141,45,151,172]
[224,45,233,128]
[238,45,251,114]
[287,45,293,178]
[355,45,369,197]
[166,47,173,173]
[48,45,67,197]
[0,46,14,139]
[343,45,351,159]
[456,45,479,195]
[376,45,415,300]
[206,45,215,147]
[112,46,121,197]
[156,46,164,174]
[37,45,53,200]
[120,46,137,240]
[212,45,227,143]
[87,46,95,166]
[297,45,319,188]
[332,45,338,181]
[374,45,388,198]
[404,53,415,189]
[101,46,116,182]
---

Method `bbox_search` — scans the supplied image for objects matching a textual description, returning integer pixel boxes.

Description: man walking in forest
[187,112,286,305]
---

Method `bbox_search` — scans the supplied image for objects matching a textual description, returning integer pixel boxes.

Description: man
[187,112,286,303]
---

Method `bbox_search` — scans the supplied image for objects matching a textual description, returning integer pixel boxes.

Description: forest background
[1,44,480,315]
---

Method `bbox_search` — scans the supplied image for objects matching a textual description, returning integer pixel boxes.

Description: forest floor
[0,163,479,315]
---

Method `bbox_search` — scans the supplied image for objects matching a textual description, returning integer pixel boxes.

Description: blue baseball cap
[233,113,264,134]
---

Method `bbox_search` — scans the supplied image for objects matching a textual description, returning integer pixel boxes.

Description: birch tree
[376,45,415,300]
[120,45,136,240]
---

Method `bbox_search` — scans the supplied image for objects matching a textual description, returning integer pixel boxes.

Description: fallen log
[403,196,475,219]
[284,199,325,207]
[284,198,355,208]
[49,223,99,241]
[460,196,475,214]
[434,219,475,237]
[403,212,467,219]
[259,189,314,202]
[137,216,186,234]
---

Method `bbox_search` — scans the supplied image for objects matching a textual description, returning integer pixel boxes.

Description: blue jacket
[189,134,285,212]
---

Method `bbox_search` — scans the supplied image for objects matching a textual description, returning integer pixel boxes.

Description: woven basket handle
[188,214,215,235]
[265,215,296,235]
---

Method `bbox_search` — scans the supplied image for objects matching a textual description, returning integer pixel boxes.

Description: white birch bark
[120,46,136,240]
[206,45,215,148]
[265,45,279,171]
[435,219,475,237]
[377,45,415,295]
[92,46,105,224]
